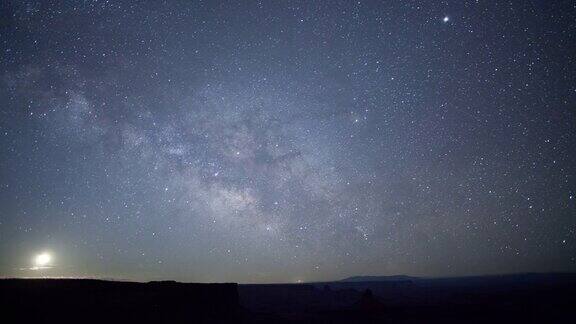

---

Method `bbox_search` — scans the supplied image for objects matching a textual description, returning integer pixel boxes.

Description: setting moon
[34,252,52,267]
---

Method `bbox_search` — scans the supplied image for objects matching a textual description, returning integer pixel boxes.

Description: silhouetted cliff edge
[0,279,239,323]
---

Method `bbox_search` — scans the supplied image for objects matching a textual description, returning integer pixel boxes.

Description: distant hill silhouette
[340,275,418,282]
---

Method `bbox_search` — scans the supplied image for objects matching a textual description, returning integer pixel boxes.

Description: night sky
[1,1,575,283]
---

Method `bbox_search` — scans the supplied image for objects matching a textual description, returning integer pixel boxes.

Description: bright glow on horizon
[34,252,52,268]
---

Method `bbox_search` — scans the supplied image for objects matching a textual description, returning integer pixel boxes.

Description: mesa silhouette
[2,273,575,323]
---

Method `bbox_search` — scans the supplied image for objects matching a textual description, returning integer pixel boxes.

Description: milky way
[1,1,575,283]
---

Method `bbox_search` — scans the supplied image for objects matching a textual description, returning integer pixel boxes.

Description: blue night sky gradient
[0,1,575,283]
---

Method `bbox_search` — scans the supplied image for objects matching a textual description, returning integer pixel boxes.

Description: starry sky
[1,1,575,283]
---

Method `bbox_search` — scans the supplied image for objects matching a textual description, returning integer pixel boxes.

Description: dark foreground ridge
[2,273,576,323]
[1,279,238,323]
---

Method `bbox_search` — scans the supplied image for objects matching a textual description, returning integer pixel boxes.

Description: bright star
[443,16,450,23]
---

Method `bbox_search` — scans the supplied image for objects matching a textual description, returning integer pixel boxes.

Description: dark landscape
[2,273,575,323]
